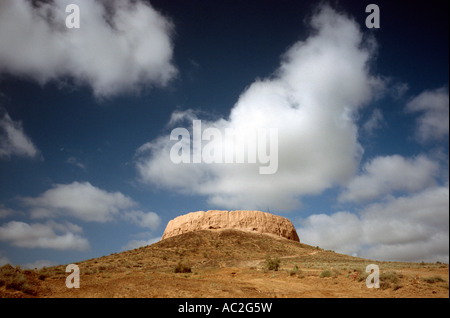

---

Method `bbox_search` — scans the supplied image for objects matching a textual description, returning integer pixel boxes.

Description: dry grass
[0,264,36,295]
[264,255,281,271]
[422,275,446,284]
[173,261,192,273]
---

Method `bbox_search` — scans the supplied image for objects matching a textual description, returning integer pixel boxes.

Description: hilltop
[161,210,300,241]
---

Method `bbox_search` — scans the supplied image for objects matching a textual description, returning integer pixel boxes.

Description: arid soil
[1,229,448,298]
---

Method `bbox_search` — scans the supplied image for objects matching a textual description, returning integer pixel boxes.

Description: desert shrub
[0,264,34,294]
[379,271,403,290]
[357,271,369,282]
[319,270,332,278]
[289,264,299,276]
[289,264,304,278]
[174,262,191,273]
[319,268,340,278]
[422,275,446,284]
[264,255,280,271]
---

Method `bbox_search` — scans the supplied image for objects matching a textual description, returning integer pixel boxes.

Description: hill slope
[1,229,448,298]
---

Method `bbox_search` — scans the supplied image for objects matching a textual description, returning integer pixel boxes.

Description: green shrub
[0,264,34,294]
[174,262,191,273]
[289,264,299,276]
[422,275,446,284]
[379,271,403,290]
[319,270,332,278]
[264,255,280,271]
[289,264,304,278]
[357,271,369,282]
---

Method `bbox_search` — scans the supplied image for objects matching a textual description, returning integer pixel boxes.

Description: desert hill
[1,228,448,298]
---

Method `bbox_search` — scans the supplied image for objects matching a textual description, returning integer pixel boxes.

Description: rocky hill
[161,210,300,242]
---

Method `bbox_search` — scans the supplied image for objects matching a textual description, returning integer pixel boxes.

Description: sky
[0,0,448,269]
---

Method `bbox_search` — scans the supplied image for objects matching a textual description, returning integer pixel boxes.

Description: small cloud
[405,86,449,143]
[391,82,409,100]
[362,108,384,135]
[0,109,40,159]
[122,210,161,231]
[66,156,86,170]
[0,204,16,218]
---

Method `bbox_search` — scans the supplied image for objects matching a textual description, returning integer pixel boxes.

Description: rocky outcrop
[161,210,300,242]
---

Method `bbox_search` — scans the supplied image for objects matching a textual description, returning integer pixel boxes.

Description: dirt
[1,229,448,298]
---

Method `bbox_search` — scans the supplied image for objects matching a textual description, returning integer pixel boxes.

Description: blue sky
[0,0,448,268]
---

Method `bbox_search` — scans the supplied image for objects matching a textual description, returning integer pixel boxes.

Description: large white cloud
[405,87,449,143]
[0,0,177,97]
[1,181,162,253]
[298,184,449,262]
[135,5,383,211]
[338,154,440,203]
[0,220,90,251]
[20,181,162,232]
[0,110,39,159]
[22,181,136,222]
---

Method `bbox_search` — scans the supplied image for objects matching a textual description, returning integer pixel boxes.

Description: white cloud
[122,210,161,231]
[298,185,449,262]
[135,5,383,211]
[362,108,384,135]
[2,182,163,252]
[405,87,449,143]
[0,204,16,218]
[0,110,39,159]
[18,181,163,239]
[22,181,136,222]
[0,220,90,251]
[391,82,409,100]
[339,155,439,203]
[0,0,177,98]
[66,156,86,170]
[298,211,363,256]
